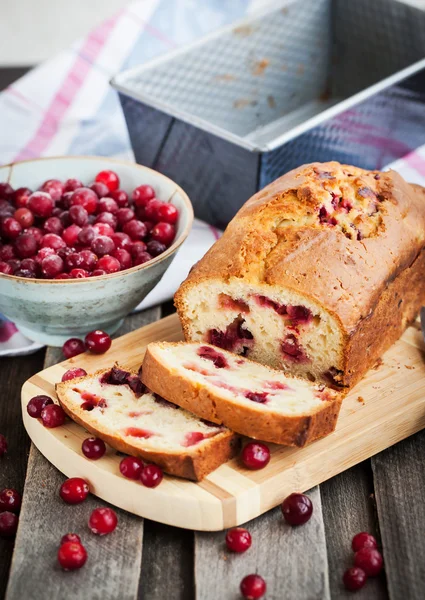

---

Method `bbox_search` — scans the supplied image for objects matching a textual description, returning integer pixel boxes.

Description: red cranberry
[123,219,147,240]
[60,193,73,210]
[82,437,106,459]
[132,184,155,207]
[95,170,119,192]
[85,330,112,353]
[241,442,270,470]
[41,233,66,250]
[27,394,54,418]
[133,250,152,266]
[0,434,7,457]
[91,269,107,277]
[78,249,98,271]
[89,507,117,535]
[119,456,145,480]
[36,247,56,265]
[6,259,21,273]
[60,477,90,504]
[95,212,117,230]
[93,222,114,237]
[98,197,118,214]
[58,541,87,570]
[0,511,18,538]
[354,547,383,576]
[61,532,81,545]
[146,240,167,257]
[150,222,175,246]
[25,226,44,244]
[78,225,97,246]
[130,240,147,255]
[0,488,22,513]
[281,493,313,526]
[225,527,252,553]
[62,337,85,358]
[69,268,89,279]
[57,246,75,260]
[91,235,115,256]
[62,367,87,381]
[40,179,64,201]
[97,255,120,274]
[144,199,163,222]
[0,261,13,275]
[343,567,367,591]
[116,207,135,227]
[63,224,82,247]
[140,464,163,488]
[240,574,266,599]
[352,532,378,552]
[64,178,83,193]
[20,258,37,275]
[13,187,32,208]
[156,203,178,224]
[28,191,54,217]
[71,188,98,214]
[90,181,109,198]
[55,273,70,279]
[41,404,66,428]
[69,204,89,226]
[60,210,72,227]
[110,189,128,207]
[1,217,22,239]
[41,254,64,278]
[0,244,16,261]
[112,248,132,270]
[0,200,14,218]
[14,233,37,259]
[43,216,63,235]
[111,232,132,250]
[14,208,34,228]
[0,182,14,199]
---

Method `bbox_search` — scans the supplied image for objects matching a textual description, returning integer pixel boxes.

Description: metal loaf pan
[112,0,425,228]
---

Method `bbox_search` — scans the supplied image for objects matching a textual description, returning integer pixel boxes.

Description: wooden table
[1,305,424,600]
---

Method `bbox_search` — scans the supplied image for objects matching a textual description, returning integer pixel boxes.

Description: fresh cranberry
[89,507,118,536]
[140,464,163,488]
[69,204,89,226]
[143,199,163,221]
[14,233,37,259]
[25,226,44,244]
[93,222,114,237]
[0,434,7,457]
[112,248,132,270]
[62,337,86,358]
[69,268,89,279]
[59,210,72,227]
[95,170,119,192]
[71,188,98,214]
[225,528,252,553]
[0,200,14,218]
[90,181,109,198]
[0,261,13,275]
[62,224,82,247]
[132,184,155,207]
[59,193,74,211]
[14,268,35,279]
[150,222,175,246]
[41,233,66,250]
[6,259,21,274]
[95,212,117,230]
[35,247,56,265]
[0,182,14,199]
[0,488,22,513]
[41,254,64,278]
[97,255,120,274]
[281,493,313,526]
[14,208,34,228]
[0,511,18,538]
[64,178,84,193]
[123,219,147,241]
[343,567,367,591]
[19,258,37,275]
[43,216,63,235]
[13,187,32,208]
[58,541,87,570]
[82,437,106,459]
[91,235,115,256]
[97,197,118,214]
[41,404,66,428]
[354,547,383,576]
[91,269,107,277]
[78,225,96,246]
[156,203,178,224]
[111,232,132,250]
[84,330,111,354]
[57,246,75,261]
[55,273,70,279]
[39,179,63,201]
[115,209,134,228]
[240,574,266,599]
[27,394,54,418]
[241,442,270,470]
[133,250,152,266]
[61,532,81,545]
[352,532,378,552]
[77,249,97,271]
[1,217,22,239]
[110,189,128,207]
[28,191,54,217]
[62,367,87,381]
[0,245,16,261]
[60,477,90,504]
[146,240,167,257]
[119,456,145,480]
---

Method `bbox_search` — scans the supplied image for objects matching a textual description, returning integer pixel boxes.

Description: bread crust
[56,369,240,481]
[175,162,425,387]
[142,343,343,447]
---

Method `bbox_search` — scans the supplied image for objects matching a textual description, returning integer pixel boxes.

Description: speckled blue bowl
[0,156,193,346]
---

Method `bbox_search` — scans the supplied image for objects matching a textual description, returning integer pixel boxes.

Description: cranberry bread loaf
[142,342,342,446]
[175,162,425,388]
[56,366,239,481]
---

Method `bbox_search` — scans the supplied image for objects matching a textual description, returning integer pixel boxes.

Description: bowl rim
[0,155,194,284]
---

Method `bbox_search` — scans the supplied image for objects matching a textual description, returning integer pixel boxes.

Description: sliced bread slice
[142,342,343,447]
[56,366,239,481]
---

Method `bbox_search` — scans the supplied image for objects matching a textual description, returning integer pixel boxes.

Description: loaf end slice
[142,342,343,447]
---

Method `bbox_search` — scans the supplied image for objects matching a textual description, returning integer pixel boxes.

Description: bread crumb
[357,396,365,404]
[372,358,383,370]
[252,59,270,76]
[405,365,415,369]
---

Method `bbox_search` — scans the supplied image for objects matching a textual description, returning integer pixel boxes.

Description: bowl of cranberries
[0,156,193,345]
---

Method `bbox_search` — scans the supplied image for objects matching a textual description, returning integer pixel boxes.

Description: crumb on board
[372,357,384,370]
[233,24,254,37]
[357,396,365,404]
[252,59,270,76]
[213,74,237,82]
[233,98,257,109]
[267,95,276,109]
[405,365,415,369]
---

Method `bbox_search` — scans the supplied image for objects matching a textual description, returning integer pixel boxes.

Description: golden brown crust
[56,368,240,481]
[142,343,343,447]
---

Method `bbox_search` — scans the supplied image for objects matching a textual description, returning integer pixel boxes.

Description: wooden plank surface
[5,309,159,600]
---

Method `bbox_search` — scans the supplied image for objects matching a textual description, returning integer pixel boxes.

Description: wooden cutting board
[21,313,425,531]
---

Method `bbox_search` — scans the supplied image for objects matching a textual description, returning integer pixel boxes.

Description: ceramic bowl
[0,156,193,346]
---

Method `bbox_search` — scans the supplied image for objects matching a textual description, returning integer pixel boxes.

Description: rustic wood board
[20,313,425,532]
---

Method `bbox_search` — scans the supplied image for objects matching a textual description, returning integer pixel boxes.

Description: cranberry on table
[41,404,66,428]
[95,170,120,192]
[140,464,163,488]
[0,488,22,513]
[58,541,87,570]
[241,442,270,470]
[28,191,54,218]
[352,532,378,552]
[343,567,367,591]
[85,330,111,354]
[0,511,18,538]
[27,394,54,418]
[60,477,90,504]
[62,367,87,381]
[225,527,252,553]
[119,456,145,480]
[70,187,98,214]
[354,547,383,576]
[240,574,266,599]
[150,222,175,246]
[281,493,313,526]
[97,255,120,274]
[90,181,109,198]
[88,507,117,535]
[62,337,86,359]
[0,434,7,457]
[82,437,106,460]
[132,184,155,207]
[61,532,81,545]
